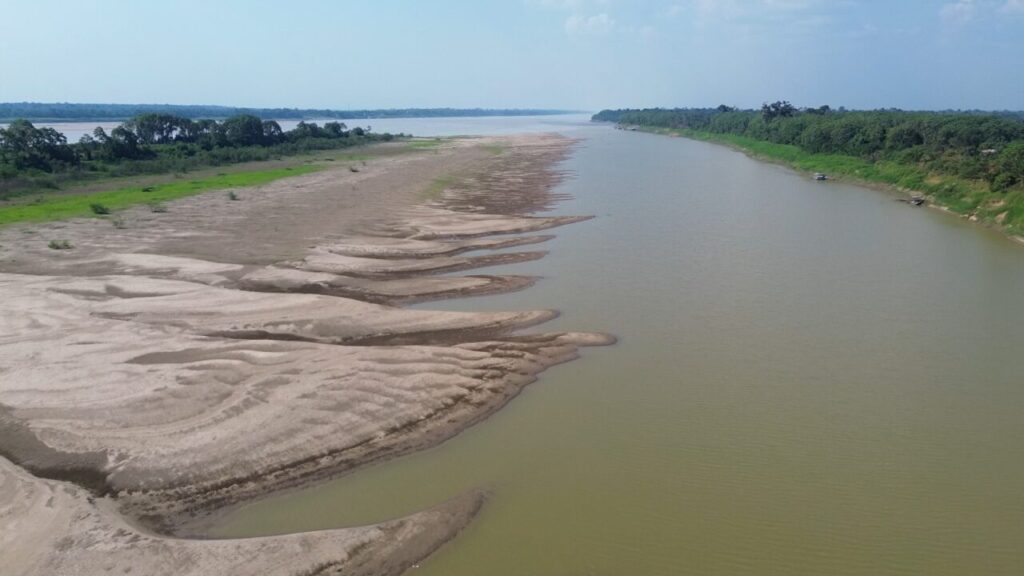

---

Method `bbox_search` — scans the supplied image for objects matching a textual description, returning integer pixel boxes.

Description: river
[211,121,1024,575]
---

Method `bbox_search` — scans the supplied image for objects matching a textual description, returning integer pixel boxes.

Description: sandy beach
[0,134,612,575]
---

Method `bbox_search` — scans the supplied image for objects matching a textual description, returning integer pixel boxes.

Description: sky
[1,0,1022,111]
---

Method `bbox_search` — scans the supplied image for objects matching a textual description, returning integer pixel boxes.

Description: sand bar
[0,134,611,575]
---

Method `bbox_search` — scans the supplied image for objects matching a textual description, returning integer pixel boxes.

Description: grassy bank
[0,139,453,227]
[644,126,1024,236]
[0,165,322,226]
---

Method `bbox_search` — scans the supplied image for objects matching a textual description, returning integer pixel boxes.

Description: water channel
[213,121,1024,576]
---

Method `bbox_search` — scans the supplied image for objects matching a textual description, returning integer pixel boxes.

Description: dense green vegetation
[0,103,574,122]
[0,166,321,226]
[0,114,398,198]
[594,105,1024,234]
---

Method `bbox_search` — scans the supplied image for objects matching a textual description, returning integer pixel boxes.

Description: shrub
[992,173,1017,192]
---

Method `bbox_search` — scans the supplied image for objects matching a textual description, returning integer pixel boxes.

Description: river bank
[0,133,611,575]
[627,125,1024,245]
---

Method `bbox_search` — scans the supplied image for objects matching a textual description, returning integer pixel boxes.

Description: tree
[261,120,284,144]
[761,101,797,121]
[995,142,1024,189]
[98,126,150,160]
[291,121,322,140]
[221,115,265,147]
[78,133,97,160]
[0,119,78,171]
[799,123,833,153]
[125,114,180,144]
[886,123,924,150]
[323,121,348,138]
[174,118,199,143]
[192,119,222,150]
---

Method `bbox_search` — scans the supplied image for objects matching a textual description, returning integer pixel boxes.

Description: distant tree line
[0,102,575,122]
[0,114,397,196]
[593,104,1024,192]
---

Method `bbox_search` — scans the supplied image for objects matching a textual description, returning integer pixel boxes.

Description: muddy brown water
[211,122,1024,575]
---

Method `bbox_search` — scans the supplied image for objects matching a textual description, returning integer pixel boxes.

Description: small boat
[814,173,828,181]
[910,196,925,206]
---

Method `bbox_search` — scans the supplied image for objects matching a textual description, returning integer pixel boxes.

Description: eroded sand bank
[0,134,611,575]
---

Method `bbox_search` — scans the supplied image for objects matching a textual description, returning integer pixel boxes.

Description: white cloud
[843,22,879,39]
[1002,0,1024,13]
[688,0,825,21]
[620,22,659,41]
[528,0,619,39]
[527,0,609,10]
[693,0,744,19]
[761,0,820,10]
[637,24,657,41]
[940,0,977,23]
[527,0,584,9]
[938,0,1024,21]
[682,0,838,35]
[565,12,616,35]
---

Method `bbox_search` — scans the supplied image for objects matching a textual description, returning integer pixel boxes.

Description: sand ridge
[0,455,485,576]
[0,134,612,575]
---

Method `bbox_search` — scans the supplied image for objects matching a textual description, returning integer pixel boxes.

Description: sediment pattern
[0,456,484,576]
[0,134,610,575]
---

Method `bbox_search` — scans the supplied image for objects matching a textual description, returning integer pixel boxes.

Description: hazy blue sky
[1,0,1022,111]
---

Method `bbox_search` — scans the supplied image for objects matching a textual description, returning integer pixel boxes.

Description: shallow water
[212,124,1024,575]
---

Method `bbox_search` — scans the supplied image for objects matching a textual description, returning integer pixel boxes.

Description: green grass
[407,139,446,150]
[654,127,1024,236]
[0,165,322,226]
[423,174,457,200]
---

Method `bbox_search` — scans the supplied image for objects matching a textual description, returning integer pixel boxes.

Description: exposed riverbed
[0,131,612,575]
[213,125,1024,575]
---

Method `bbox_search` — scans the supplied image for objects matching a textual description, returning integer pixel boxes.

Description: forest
[0,103,572,122]
[0,114,396,197]
[593,105,1024,195]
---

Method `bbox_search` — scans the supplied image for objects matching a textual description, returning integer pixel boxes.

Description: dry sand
[0,134,611,575]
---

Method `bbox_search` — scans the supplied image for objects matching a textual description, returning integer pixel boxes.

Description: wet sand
[0,135,611,575]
